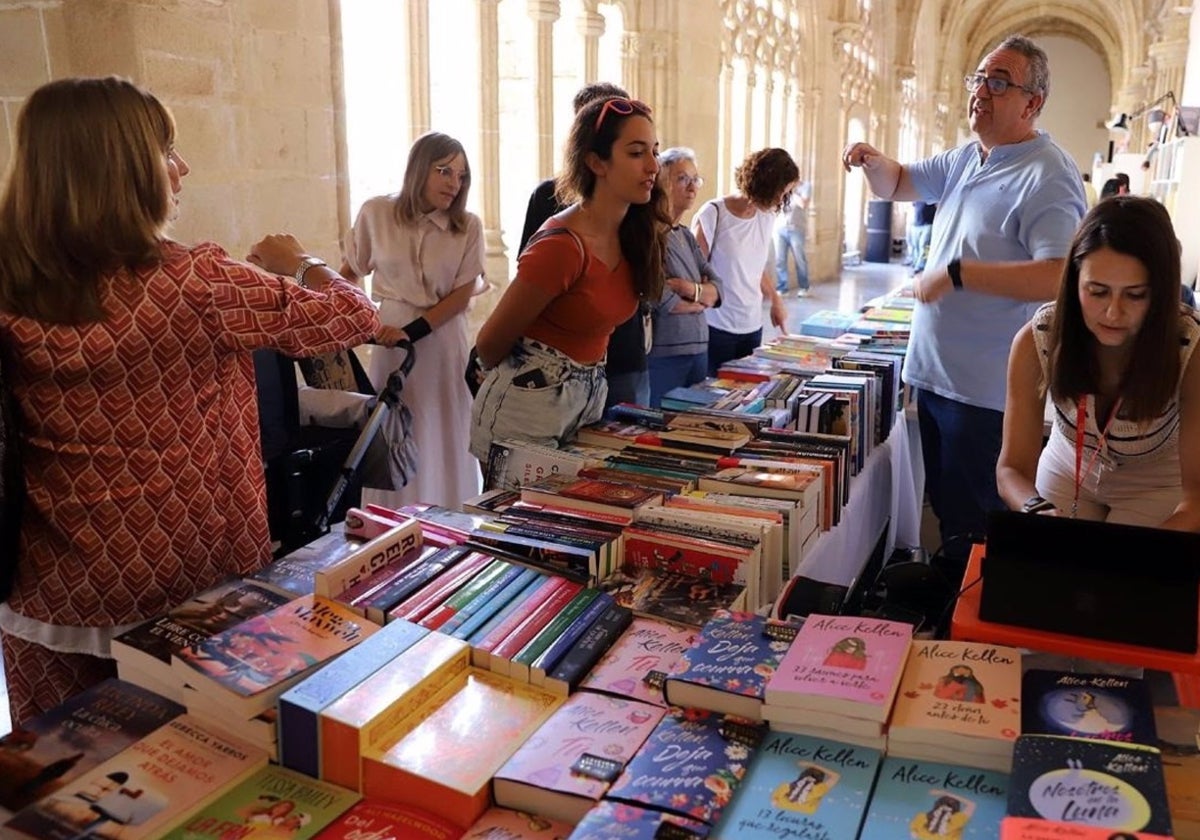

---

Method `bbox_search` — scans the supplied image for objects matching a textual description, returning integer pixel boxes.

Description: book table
[952,543,1200,708]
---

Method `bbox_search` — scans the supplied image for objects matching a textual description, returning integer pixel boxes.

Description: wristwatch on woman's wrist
[294,256,326,288]
[1020,494,1056,514]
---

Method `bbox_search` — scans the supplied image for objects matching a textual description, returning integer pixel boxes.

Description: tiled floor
[0,258,911,737]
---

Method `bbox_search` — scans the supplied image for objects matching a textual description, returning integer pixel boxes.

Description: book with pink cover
[888,640,1023,772]
[172,595,378,719]
[361,669,563,828]
[763,613,913,721]
[461,806,572,838]
[492,692,665,823]
[312,798,463,839]
[579,617,698,707]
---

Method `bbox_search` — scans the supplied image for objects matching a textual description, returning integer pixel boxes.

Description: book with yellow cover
[888,641,1023,772]
[360,669,563,829]
[319,632,470,790]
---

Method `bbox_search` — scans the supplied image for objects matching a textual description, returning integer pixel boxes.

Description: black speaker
[865,229,891,263]
[866,199,892,231]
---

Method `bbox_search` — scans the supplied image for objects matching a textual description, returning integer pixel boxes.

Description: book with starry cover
[567,800,710,839]
[663,611,795,722]
[603,708,765,826]
[1020,669,1157,746]
[1006,734,1173,837]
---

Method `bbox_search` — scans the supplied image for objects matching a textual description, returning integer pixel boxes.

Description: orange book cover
[319,633,471,790]
[172,595,379,720]
[360,669,563,829]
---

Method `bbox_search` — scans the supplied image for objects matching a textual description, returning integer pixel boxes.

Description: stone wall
[0,0,344,264]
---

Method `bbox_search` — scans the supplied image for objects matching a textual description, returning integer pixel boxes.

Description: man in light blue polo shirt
[842,34,1086,560]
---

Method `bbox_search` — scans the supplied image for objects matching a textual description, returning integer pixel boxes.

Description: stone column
[719,55,734,195]
[477,0,509,285]
[763,72,775,144]
[578,2,605,84]
[408,0,430,136]
[744,68,757,155]
[622,30,641,95]
[528,0,560,178]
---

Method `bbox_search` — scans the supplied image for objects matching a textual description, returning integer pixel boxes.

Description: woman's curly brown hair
[734,148,799,212]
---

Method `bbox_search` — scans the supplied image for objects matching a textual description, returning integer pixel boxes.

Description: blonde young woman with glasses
[340,132,487,509]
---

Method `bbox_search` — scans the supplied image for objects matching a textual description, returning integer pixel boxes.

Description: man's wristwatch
[1021,494,1056,514]
[294,256,326,288]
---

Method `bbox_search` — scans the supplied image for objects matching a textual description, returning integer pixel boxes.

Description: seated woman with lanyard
[997,195,1200,530]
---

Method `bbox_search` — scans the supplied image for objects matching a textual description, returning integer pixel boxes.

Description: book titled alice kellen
[172,595,378,720]
[857,754,1008,840]
[710,730,882,840]
[763,613,913,722]
[1006,734,1173,837]
[604,708,765,827]
[493,691,665,824]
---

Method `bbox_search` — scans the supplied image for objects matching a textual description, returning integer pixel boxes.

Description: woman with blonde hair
[340,131,486,508]
[0,76,380,722]
[470,97,669,460]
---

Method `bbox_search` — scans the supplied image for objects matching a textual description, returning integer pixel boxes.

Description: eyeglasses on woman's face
[675,173,703,189]
[963,74,1036,97]
[433,164,468,185]
[594,97,652,131]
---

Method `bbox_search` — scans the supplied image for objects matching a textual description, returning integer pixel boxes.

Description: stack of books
[762,613,914,749]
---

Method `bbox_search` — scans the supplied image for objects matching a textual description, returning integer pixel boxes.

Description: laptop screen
[980,510,1200,653]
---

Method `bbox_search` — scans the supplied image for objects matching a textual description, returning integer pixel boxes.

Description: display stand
[951,543,1200,707]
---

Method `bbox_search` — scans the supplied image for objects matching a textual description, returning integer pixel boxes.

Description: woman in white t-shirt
[693,148,798,375]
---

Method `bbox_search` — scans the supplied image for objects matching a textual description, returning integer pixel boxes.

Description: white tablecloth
[792,408,924,588]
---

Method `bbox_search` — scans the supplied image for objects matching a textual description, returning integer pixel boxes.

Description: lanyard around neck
[1073,395,1122,518]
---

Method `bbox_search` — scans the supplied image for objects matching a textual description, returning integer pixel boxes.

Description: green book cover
[162,764,361,839]
[510,589,602,676]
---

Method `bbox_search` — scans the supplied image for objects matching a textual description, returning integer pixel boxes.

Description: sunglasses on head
[594,97,652,131]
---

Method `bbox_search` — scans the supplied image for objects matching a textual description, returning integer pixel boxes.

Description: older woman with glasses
[647,147,723,407]
[470,97,669,461]
[340,131,487,509]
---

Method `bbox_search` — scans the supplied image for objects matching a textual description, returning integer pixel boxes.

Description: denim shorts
[469,338,607,461]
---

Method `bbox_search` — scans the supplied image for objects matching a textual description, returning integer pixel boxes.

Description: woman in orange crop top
[469,96,670,461]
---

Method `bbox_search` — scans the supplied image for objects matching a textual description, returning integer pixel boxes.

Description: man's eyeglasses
[434,164,468,183]
[674,173,703,188]
[594,97,652,131]
[963,74,1038,97]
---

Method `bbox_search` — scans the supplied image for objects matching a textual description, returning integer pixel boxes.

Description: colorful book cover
[580,616,699,707]
[568,801,710,839]
[1007,734,1173,836]
[889,641,1022,764]
[857,755,1009,840]
[599,567,746,629]
[451,567,546,642]
[493,692,665,824]
[1021,670,1157,745]
[313,798,464,839]
[172,595,378,719]
[3,715,269,839]
[277,618,430,779]
[319,632,471,791]
[527,591,615,682]
[509,589,602,682]
[489,580,586,673]
[663,611,794,721]
[358,546,473,624]
[112,579,294,685]
[605,708,765,826]
[763,613,913,720]
[0,678,185,813]
[709,730,882,840]
[1155,704,1200,840]
[461,806,572,838]
[314,516,423,598]
[161,765,361,839]
[360,669,564,828]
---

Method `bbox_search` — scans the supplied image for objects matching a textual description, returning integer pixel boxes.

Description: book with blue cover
[858,755,1008,840]
[1020,669,1157,746]
[663,611,794,721]
[568,800,710,839]
[604,708,765,826]
[710,730,882,839]
[1006,734,1172,837]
